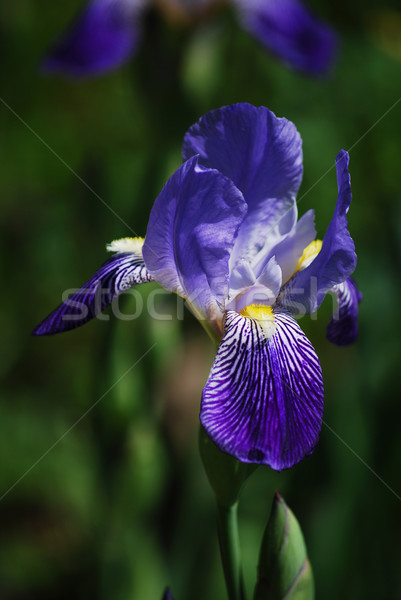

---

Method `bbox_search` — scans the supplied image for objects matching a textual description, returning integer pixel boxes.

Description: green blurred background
[1,1,401,598]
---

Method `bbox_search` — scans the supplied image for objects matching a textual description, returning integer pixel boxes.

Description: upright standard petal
[142,156,246,324]
[182,103,303,262]
[281,150,357,315]
[33,253,152,335]
[201,309,324,470]
[326,277,362,346]
[42,0,141,77]
[235,0,337,76]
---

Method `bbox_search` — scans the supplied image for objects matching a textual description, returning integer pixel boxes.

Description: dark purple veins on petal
[201,310,324,470]
[33,252,152,335]
[326,277,362,346]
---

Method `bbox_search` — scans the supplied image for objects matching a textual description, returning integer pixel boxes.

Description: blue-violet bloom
[34,103,360,471]
[42,0,337,78]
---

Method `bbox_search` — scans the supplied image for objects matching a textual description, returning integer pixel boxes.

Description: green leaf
[254,492,314,600]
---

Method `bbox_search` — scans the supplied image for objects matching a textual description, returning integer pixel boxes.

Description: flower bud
[254,492,314,600]
[199,427,255,508]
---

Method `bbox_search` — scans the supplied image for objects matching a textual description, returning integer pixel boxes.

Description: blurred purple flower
[34,103,360,470]
[42,0,337,78]
[236,0,337,76]
[162,588,174,600]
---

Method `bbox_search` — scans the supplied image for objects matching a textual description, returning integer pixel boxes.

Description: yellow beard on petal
[106,237,145,255]
[295,239,322,273]
[239,304,277,339]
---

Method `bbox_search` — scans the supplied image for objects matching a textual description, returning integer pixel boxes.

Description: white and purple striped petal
[142,156,246,326]
[282,150,357,315]
[42,0,142,77]
[33,252,152,335]
[201,310,324,470]
[182,104,303,265]
[326,277,362,346]
[234,0,337,76]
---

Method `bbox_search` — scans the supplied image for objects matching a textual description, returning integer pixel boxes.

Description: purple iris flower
[42,0,337,78]
[33,103,360,471]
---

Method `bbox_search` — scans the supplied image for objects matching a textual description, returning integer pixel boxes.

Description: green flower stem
[199,428,252,600]
[217,502,246,600]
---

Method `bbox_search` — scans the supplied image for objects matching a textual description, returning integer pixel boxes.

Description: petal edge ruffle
[183,103,303,264]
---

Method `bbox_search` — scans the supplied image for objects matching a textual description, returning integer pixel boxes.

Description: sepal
[254,492,314,600]
[199,427,255,508]
[326,277,361,346]
[201,310,324,470]
[32,252,151,335]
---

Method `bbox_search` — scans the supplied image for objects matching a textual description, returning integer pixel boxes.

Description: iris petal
[201,310,324,470]
[235,0,337,76]
[42,0,140,77]
[33,252,152,335]
[143,156,246,323]
[252,208,316,283]
[281,150,356,314]
[326,277,362,346]
[229,259,256,293]
[182,103,303,264]
[256,256,282,297]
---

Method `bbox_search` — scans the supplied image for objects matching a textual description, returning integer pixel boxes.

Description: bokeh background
[1,1,401,598]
